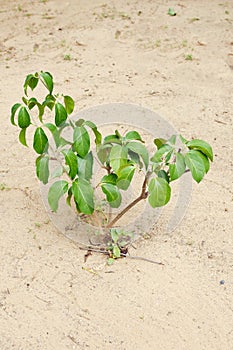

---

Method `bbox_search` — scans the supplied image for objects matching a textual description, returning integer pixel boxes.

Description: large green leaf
[33,127,48,154]
[127,142,149,169]
[18,106,31,128]
[116,164,135,190]
[55,102,68,126]
[73,126,90,158]
[101,183,122,208]
[36,155,49,184]
[151,144,173,163]
[40,71,53,94]
[64,95,74,114]
[109,145,128,173]
[185,150,209,183]
[77,152,93,181]
[19,128,28,147]
[10,103,21,126]
[169,153,186,181]
[84,120,102,146]
[62,149,78,180]
[148,177,171,208]
[186,139,213,161]
[72,178,94,214]
[125,131,144,143]
[48,180,68,212]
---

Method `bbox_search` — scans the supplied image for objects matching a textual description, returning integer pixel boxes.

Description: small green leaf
[77,152,93,181]
[112,245,121,258]
[40,71,53,94]
[72,178,94,214]
[154,138,167,149]
[109,145,128,173]
[66,187,73,207]
[125,131,144,143]
[73,126,90,158]
[148,177,171,208]
[62,149,78,180]
[107,257,115,265]
[24,74,39,96]
[19,128,28,147]
[64,95,74,114]
[75,119,85,127]
[55,102,68,126]
[169,153,186,181]
[48,180,68,212]
[43,94,56,110]
[33,127,48,154]
[18,106,31,128]
[101,173,118,185]
[84,120,102,146]
[110,229,119,243]
[186,139,213,161]
[185,150,209,183]
[36,155,49,184]
[157,170,169,182]
[11,103,21,125]
[101,183,122,208]
[116,164,135,190]
[168,8,176,16]
[179,134,188,144]
[104,134,122,145]
[97,144,112,164]
[127,142,149,169]
[168,135,176,145]
[128,150,143,168]
[151,144,173,163]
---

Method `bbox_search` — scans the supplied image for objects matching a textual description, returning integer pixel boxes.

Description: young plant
[10,71,213,254]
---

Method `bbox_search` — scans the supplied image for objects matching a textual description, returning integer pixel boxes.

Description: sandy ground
[1,0,233,349]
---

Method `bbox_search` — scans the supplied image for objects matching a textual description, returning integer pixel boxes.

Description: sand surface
[0,0,233,349]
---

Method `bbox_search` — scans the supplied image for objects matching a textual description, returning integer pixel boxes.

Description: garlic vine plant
[10,71,213,237]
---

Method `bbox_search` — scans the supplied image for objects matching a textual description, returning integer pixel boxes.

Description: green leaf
[185,150,209,183]
[127,142,149,169]
[24,74,39,96]
[64,95,74,114]
[112,245,121,258]
[101,173,117,185]
[18,106,31,128]
[179,134,188,144]
[48,180,68,212]
[36,155,49,184]
[40,71,53,94]
[33,127,48,154]
[125,131,144,143]
[72,178,94,214]
[101,183,122,208]
[157,170,169,182]
[186,139,213,161]
[43,94,56,111]
[110,228,119,243]
[148,177,171,208]
[44,123,60,148]
[169,153,186,181]
[11,103,21,125]
[66,187,73,207]
[168,7,176,16]
[151,144,173,163]
[75,119,85,127]
[84,120,102,146]
[77,152,93,181]
[73,126,90,158]
[19,128,28,147]
[128,150,143,168]
[116,164,135,190]
[27,98,44,122]
[55,102,68,126]
[109,145,128,173]
[97,144,112,164]
[62,149,78,180]
[104,134,122,145]
[154,138,167,149]
[168,135,176,145]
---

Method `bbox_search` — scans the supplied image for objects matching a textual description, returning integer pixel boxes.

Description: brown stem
[106,173,150,228]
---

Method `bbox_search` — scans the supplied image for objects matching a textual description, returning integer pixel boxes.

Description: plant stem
[106,173,150,228]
